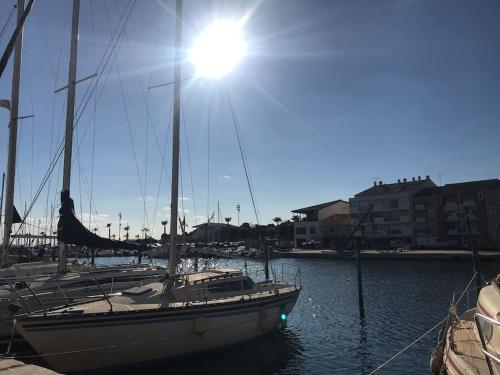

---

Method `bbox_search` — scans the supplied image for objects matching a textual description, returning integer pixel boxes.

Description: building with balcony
[291,200,351,248]
[413,179,500,249]
[349,176,436,247]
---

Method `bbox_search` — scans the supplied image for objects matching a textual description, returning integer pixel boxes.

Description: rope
[368,316,447,374]
[0,4,16,42]
[226,89,260,224]
[6,0,137,250]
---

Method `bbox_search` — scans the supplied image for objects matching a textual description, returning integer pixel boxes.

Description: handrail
[474,312,500,375]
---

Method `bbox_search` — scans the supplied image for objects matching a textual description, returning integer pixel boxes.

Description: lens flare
[189,20,246,78]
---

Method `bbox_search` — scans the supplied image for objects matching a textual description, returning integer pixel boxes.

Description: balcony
[414,203,426,210]
[373,217,384,224]
[415,216,427,223]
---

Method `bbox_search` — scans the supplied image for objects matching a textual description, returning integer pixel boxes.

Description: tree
[124,225,130,240]
[292,215,300,222]
[106,223,112,239]
[273,217,283,248]
[224,218,232,243]
[225,217,232,225]
[161,220,168,234]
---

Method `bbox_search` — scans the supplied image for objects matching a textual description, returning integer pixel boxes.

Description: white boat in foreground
[431,275,500,375]
[15,269,300,373]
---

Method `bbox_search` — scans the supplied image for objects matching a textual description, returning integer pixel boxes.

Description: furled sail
[57,191,140,250]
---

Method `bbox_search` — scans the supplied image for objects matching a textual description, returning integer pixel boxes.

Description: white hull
[16,290,299,373]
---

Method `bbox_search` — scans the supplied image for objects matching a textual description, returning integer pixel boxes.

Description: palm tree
[142,227,149,239]
[224,218,232,243]
[135,234,140,240]
[112,234,116,240]
[291,215,300,222]
[161,220,168,234]
[106,223,111,239]
[93,227,98,235]
[273,217,282,248]
[124,225,130,240]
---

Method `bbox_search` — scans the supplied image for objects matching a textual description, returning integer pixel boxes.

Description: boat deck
[22,282,299,318]
[0,359,60,374]
[445,320,490,374]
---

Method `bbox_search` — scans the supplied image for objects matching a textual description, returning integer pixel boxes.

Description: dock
[0,359,60,375]
[279,249,500,261]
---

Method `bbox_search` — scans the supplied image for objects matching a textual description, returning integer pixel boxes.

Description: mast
[2,0,24,268]
[168,0,183,279]
[58,0,80,274]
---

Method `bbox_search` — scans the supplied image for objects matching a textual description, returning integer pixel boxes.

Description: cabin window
[208,279,253,293]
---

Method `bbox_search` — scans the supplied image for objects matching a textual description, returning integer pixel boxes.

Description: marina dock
[279,249,500,261]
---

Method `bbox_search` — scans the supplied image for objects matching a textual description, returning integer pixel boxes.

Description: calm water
[87,256,497,374]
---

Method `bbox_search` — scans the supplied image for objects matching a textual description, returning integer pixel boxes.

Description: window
[310,227,316,234]
[382,199,398,209]
[295,227,306,235]
[391,229,402,235]
[208,279,253,293]
[478,192,484,200]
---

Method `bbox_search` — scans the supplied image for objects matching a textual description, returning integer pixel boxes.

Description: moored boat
[431,275,500,375]
[14,269,300,372]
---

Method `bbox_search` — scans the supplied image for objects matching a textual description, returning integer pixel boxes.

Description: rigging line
[144,83,150,228]
[109,0,172,190]
[0,4,16,43]
[225,89,260,225]
[7,0,137,250]
[368,316,448,375]
[73,0,134,120]
[115,59,151,230]
[182,106,198,225]
[150,104,173,236]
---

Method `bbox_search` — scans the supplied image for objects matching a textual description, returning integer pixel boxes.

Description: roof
[354,179,436,198]
[292,199,347,214]
[414,179,500,196]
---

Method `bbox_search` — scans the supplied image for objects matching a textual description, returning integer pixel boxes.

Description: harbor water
[80,256,498,375]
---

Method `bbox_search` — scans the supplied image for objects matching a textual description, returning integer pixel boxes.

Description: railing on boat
[474,312,500,375]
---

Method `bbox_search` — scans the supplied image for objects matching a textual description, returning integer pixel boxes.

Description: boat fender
[195,316,206,336]
[429,345,444,375]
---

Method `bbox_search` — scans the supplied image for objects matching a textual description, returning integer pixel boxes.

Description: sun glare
[189,20,246,79]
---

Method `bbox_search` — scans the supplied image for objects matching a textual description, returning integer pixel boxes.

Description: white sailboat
[13,0,301,372]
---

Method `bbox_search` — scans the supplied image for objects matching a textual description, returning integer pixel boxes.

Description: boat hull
[16,290,299,373]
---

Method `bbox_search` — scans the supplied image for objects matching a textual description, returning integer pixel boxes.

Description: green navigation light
[280,313,287,321]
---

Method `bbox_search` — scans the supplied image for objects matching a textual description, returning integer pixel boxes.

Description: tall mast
[168,0,183,279]
[2,0,25,268]
[58,0,80,274]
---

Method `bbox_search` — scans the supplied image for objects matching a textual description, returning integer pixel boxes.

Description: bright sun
[189,20,246,79]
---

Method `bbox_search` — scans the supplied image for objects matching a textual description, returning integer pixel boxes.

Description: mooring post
[356,248,365,320]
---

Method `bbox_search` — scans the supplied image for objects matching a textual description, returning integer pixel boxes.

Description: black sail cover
[58,191,140,250]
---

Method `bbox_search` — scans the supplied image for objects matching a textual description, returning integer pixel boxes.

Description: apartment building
[349,176,436,247]
[292,200,351,247]
[413,179,500,249]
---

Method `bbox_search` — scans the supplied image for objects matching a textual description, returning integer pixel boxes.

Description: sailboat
[0,0,167,345]
[13,0,301,372]
[430,275,500,375]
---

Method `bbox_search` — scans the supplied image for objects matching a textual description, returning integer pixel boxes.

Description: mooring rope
[368,316,447,375]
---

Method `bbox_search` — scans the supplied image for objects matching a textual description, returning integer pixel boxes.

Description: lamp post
[118,212,122,241]
[236,203,240,227]
[106,223,111,239]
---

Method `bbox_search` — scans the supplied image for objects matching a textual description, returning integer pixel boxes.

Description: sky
[0,0,499,240]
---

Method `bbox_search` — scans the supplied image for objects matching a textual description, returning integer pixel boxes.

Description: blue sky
[0,0,499,239]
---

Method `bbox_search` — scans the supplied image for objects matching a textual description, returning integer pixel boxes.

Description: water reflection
[111,329,303,375]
